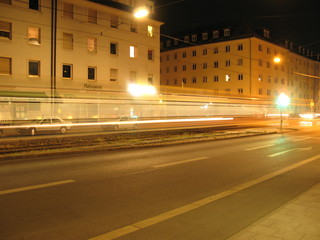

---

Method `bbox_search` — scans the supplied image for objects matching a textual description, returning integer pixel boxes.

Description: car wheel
[60,127,67,134]
[30,128,36,136]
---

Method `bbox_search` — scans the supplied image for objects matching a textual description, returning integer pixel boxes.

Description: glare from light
[274,57,281,63]
[134,7,149,18]
[276,93,290,107]
[128,84,156,97]
[299,114,314,119]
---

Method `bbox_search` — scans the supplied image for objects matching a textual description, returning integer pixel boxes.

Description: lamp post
[276,93,290,131]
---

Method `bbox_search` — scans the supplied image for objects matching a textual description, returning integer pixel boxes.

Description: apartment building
[0,0,161,120]
[160,24,320,113]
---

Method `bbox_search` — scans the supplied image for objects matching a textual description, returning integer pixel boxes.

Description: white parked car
[16,117,72,136]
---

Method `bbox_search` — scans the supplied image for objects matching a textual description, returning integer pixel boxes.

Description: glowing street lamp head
[134,7,149,18]
[276,93,290,107]
[273,57,281,63]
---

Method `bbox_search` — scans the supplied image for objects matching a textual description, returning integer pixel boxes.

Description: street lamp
[276,93,290,131]
[133,7,149,18]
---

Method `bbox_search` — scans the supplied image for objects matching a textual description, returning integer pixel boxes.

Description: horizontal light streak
[1,117,234,130]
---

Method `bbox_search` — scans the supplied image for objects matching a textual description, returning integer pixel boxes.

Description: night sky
[153,0,320,53]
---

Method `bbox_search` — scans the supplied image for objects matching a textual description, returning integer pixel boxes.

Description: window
[184,36,189,42]
[88,9,97,24]
[237,59,243,66]
[224,28,230,37]
[166,40,171,47]
[203,63,207,69]
[192,77,197,83]
[258,74,262,81]
[258,59,263,66]
[213,31,219,38]
[267,47,271,54]
[202,32,208,40]
[182,65,186,71]
[203,76,208,83]
[166,55,169,61]
[238,74,243,80]
[129,46,137,58]
[111,15,119,28]
[29,0,39,10]
[174,53,177,59]
[267,76,272,83]
[203,49,207,55]
[182,78,186,84]
[28,60,40,77]
[0,0,11,4]
[148,49,154,60]
[63,3,73,19]
[192,64,197,70]
[267,89,271,96]
[226,74,231,81]
[225,60,231,67]
[28,27,40,45]
[274,76,278,83]
[192,50,196,57]
[0,21,11,40]
[258,44,262,51]
[213,76,219,82]
[182,52,186,58]
[259,89,263,95]
[148,73,154,85]
[226,45,230,52]
[130,71,136,83]
[263,29,270,38]
[88,67,96,80]
[110,42,118,55]
[63,33,73,49]
[147,25,154,37]
[238,44,243,51]
[110,68,118,82]
[191,34,197,42]
[87,38,97,53]
[238,88,243,94]
[130,22,137,33]
[62,64,72,79]
[0,57,11,75]
[213,61,219,68]
[267,61,271,68]
[174,66,177,72]
[213,47,219,54]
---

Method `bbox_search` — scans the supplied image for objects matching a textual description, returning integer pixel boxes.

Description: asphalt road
[1,125,320,240]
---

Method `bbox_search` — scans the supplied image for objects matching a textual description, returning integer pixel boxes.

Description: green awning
[0,91,49,98]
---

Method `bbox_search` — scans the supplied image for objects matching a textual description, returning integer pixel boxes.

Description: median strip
[0,180,75,195]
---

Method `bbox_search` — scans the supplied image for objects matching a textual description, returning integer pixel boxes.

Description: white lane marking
[153,157,209,168]
[292,137,312,142]
[268,147,312,157]
[89,154,320,240]
[245,144,275,151]
[0,180,75,195]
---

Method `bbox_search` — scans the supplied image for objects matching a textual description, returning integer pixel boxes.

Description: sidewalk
[228,184,320,240]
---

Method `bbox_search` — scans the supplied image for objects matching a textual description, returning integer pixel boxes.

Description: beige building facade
[160,27,320,113]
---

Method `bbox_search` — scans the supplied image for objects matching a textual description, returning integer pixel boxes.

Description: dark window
[29,0,39,10]
[88,67,96,80]
[63,64,72,78]
[110,43,117,55]
[28,61,40,76]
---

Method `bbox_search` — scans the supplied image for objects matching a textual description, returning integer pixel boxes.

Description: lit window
[29,0,39,10]
[87,38,97,53]
[110,42,118,55]
[258,74,262,81]
[148,49,154,60]
[28,60,40,77]
[0,21,11,40]
[191,34,197,42]
[0,57,11,75]
[63,33,73,49]
[129,46,137,58]
[202,32,208,40]
[28,27,40,45]
[88,67,96,80]
[62,64,72,79]
[110,68,118,82]
[88,9,97,24]
[147,25,154,37]
[226,75,231,81]
[148,73,154,85]
[63,3,73,19]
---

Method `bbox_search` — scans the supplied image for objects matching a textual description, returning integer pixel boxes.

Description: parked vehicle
[101,116,138,130]
[16,117,72,136]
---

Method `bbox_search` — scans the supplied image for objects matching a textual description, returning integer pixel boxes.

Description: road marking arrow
[268,147,312,157]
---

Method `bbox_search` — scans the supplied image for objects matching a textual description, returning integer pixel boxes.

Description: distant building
[0,0,162,120]
[160,22,320,113]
